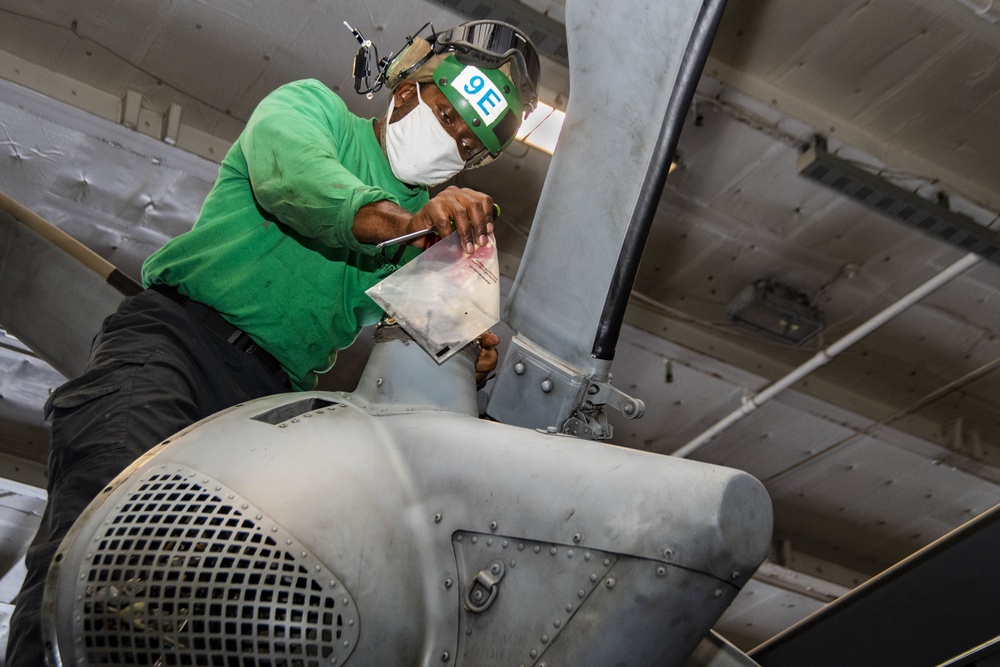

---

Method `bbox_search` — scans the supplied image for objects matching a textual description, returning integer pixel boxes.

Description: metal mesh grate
[72,468,359,666]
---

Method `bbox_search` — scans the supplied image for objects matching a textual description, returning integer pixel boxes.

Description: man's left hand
[476,331,501,388]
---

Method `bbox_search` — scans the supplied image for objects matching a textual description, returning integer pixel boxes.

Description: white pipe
[671,252,982,458]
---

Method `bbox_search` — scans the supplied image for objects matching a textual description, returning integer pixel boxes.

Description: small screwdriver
[376,204,500,249]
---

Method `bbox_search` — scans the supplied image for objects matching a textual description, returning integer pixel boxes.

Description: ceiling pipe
[671,252,982,459]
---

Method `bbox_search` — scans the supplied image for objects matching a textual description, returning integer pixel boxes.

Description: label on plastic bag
[365,233,500,363]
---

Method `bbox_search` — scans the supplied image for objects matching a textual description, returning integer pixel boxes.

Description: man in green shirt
[9,20,539,666]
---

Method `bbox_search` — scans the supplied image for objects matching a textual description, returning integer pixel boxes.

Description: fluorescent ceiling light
[516,101,564,154]
[514,104,679,175]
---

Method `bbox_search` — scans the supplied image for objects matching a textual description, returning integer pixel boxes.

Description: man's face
[390,81,486,164]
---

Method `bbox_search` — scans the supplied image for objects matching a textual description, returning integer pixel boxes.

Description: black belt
[150,284,284,377]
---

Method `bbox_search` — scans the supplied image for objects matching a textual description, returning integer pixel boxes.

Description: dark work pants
[6,289,290,667]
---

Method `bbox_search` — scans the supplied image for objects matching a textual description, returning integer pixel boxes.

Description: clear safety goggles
[431,20,540,113]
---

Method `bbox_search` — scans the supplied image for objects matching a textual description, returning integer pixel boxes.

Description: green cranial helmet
[383,20,540,167]
[432,54,523,163]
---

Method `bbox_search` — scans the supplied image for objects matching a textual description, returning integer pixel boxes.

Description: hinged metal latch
[465,559,506,613]
[585,380,645,420]
[562,380,646,441]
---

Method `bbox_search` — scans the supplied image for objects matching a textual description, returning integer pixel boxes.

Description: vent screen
[70,469,359,666]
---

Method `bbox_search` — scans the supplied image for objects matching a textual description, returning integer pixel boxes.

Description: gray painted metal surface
[45,334,772,666]
[501,0,701,367]
[0,206,124,379]
[489,0,717,434]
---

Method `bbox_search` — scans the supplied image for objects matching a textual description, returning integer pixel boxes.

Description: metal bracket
[561,382,645,441]
[488,336,646,441]
[465,560,506,613]
[585,380,646,420]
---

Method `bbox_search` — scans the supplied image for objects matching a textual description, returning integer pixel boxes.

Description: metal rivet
[578,589,586,598]
[471,536,478,544]
[567,550,574,558]
[518,543,524,550]
[534,546,541,553]
[584,552,591,561]
[487,538,493,545]
[714,589,723,598]
[441,651,450,662]
[554,619,561,628]
[590,573,598,582]
[490,521,498,531]
[656,566,666,577]
[491,563,501,575]
[565,603,573,612]
[530,649,538,658]
[472,118,481,127]
[445,578,453,589]
[541,379,554,393]
[573,532,582,543]
[550,547,557,556]
[439,77,448,86]
[605,577,616,589]
[541,634,549,643]
[510,560,517,568]
[732,570,740,579]
[502,540,509,548]
[603,558,611,566]
[514,362,526,375]
[456,534,463,542]
[376,378,383,386]
[434,513,443,523]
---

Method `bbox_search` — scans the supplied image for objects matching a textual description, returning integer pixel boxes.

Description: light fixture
[515,104,680,177]
[516,101,565,154]
[727,280,826,345]
[798,138,1000,263]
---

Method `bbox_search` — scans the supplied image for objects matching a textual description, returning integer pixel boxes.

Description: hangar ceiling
[1,0,999,659]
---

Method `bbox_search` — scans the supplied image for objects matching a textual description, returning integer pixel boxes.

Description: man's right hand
[406,186,495,254]
[353,186,495,255]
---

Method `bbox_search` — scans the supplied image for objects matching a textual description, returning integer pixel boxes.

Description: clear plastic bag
[366,233,500,363]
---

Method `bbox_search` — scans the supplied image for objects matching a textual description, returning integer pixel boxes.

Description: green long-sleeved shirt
[143,79,427,390]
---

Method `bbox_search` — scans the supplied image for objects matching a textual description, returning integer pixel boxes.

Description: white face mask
[385,85,466,187]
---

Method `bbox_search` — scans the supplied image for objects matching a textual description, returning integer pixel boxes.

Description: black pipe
[591,0,728,360]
